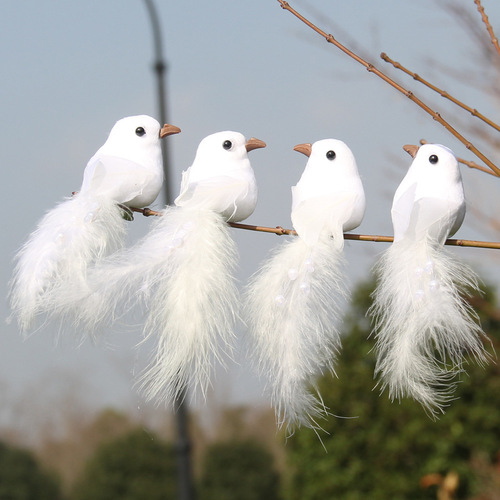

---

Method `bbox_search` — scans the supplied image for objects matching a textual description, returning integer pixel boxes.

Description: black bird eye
[326,150,336,160]
[135,127,146,137]
[223,140,232,150]
[429,154,438,164]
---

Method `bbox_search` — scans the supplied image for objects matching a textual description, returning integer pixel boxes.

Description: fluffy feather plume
[138,207,240,402]
[59,131,265,405]
[371,238,488,414]
[245,139,365,432]
[9,115,180,331]
[370,144,490,416]
[9,195,126,331]
[59,208,239,403]
[246,234,347,431]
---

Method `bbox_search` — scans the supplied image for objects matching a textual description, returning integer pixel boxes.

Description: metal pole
[141,2,196,499]
[142,0,175,205]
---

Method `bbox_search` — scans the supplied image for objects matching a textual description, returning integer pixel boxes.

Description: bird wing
[291,193,356,247]
[81,155,159,205]
[175,168,191,203]
[391,179,417,242]
[174,175,249,218]
[395,195,464,245]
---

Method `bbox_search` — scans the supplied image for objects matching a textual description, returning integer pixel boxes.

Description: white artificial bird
[68,131,265,405]
[370,143,490,416]
[9,115,180,331]
[245,139,365,432]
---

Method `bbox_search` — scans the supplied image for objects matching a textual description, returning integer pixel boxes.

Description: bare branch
[130,206,159,217]
[381,52,500,133]
[130,207,500,250]
[276,0,500,177]
[475,0,500,58]
[230,222,500,250]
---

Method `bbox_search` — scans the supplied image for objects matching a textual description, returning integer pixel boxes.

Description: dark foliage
[0,441,62,500]
[200,439,282,500]
[73,428,176,500]
[287,280,500,500]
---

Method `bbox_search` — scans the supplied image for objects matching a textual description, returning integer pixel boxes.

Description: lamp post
[142,2,195,499]
[142,0,175,205]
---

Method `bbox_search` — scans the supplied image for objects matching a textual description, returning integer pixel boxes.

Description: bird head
[98,115,180,164]
[192,131,266,174]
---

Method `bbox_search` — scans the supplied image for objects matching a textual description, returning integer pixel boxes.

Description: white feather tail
[124,207,240,405]
[370,238,490,416]
[245,234,346,432]
[52,212,172,335]
[9,194,126,331]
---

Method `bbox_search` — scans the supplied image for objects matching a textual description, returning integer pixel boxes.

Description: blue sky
[1,1,499,428]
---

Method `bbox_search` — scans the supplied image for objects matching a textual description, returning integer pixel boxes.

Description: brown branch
[419,139,497,176]
[381,52,500,133]
[130,206,159,217]
[131,207,500,250]
[228,222,296,236]
[276,0,500,178]
[230,222,500,250]
[475,0,500,58]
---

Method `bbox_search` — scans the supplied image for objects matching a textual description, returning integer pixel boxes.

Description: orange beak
[403,144,419,159]
[293,143,312,158]
[159,124,181,138]
[245,137,266,152]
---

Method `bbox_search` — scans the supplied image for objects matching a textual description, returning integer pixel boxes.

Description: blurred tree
[73,427,176,500]
[287,279,500,500]
[0,441,62,500]
[41,407,137,493]
[207,404,286,470]
[199,439,281,500]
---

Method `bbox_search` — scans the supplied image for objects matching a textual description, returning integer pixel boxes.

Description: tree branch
[381,52,500,133]
[475,0,500,58]
[276,0,500,177]
[131,207,500,250]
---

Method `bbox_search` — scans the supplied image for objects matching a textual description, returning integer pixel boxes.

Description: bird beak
[293,143,312,158]
[245,137,266,152]
[159,124,181,138]
[403,144,419,159]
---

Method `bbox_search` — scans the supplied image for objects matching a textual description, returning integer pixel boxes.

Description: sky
[1,1,500,431]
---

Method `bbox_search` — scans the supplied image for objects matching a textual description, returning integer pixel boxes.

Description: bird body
[81,118,159,206]
[175,132,261,221]
[246,139,365,432]
[9,115,180,331]
[291,140,365,247]
[391,144,465,245]
[370,144,489,415]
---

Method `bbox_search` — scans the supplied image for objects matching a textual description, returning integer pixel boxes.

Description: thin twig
[228,222,296,236]
[130,206,159,217]
[475,0,500,58]
[381,52,500,133]
[419,139,497,176]
[230,222,500,250]
[131,207,500,250]
[276,0,500,177]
